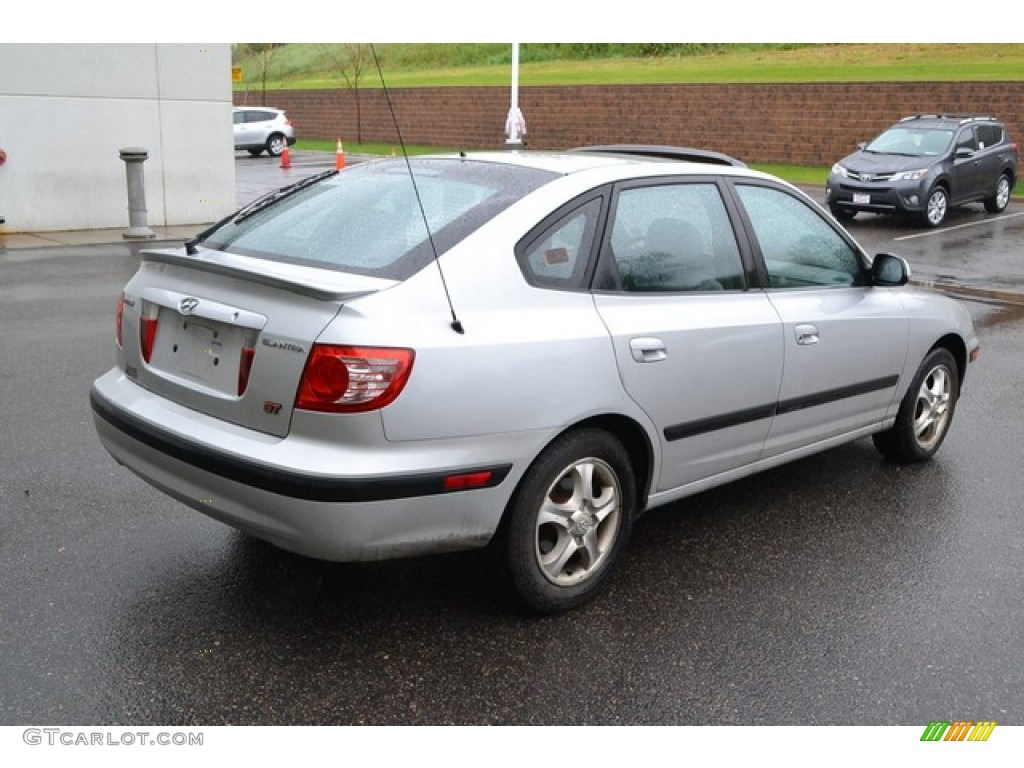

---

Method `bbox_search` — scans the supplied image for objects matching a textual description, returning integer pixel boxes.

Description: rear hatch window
[203,157,557,281]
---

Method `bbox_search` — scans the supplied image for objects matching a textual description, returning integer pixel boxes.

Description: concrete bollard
[119,147,155,239]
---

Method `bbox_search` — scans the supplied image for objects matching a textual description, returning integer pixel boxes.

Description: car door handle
[629,337,667,363]
[795,324,819,346]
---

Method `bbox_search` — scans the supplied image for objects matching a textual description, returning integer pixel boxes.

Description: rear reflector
[139,300,159,363]
[444,471,494,490]
[237,334,257,396]
[296,345,414,413]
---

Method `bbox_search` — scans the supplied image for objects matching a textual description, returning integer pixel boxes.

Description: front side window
[736,184,865,288]
[955,127,979,153]
[598,182,745,292]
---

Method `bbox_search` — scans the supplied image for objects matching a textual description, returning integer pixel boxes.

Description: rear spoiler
[570,145,746,168]
[139,247,392,303]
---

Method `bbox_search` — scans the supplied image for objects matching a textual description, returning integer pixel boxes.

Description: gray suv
[826,114,1018,227]
[232,107,296,157]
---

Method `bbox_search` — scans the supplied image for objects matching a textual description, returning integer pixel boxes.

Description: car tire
[247,148,264,157]
[494,429,636,614]
[984,173,1013,213]
[266,134,285,157]
[873,348,959,464]
[922,186,948,227]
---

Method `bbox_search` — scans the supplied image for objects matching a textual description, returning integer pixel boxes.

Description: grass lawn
[237,44,1024,90]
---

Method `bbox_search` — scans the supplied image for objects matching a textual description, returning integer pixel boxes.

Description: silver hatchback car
[91,147,979,613]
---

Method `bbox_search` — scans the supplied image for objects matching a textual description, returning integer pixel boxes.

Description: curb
[911,278,1024,307]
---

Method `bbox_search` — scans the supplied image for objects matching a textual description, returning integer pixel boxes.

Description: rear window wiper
[184,169,338,255]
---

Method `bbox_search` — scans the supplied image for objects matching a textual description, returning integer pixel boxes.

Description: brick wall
[237,82,1024,167]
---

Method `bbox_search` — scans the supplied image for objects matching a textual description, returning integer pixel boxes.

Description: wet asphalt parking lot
[2,153,1023,726]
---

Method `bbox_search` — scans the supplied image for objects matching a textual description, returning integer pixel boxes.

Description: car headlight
[831,163,849,178]
[892,169,929,182]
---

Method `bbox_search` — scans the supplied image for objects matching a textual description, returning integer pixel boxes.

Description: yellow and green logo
[920,721,997,742]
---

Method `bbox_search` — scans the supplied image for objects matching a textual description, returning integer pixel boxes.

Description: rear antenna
[370,44,464,335]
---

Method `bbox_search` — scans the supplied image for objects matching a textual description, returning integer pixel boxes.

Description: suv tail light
[296,345,414,413]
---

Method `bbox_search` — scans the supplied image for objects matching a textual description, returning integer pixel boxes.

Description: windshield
[204,158,556,280]
[866,127,953,157]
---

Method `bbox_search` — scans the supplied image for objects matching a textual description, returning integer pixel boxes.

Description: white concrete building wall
[0,43,235,233]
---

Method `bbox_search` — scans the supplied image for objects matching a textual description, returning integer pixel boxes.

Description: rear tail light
[296,345,414,413]
[139,300,159,363]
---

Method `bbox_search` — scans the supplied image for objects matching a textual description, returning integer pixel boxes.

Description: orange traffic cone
[279,136,291,169]
[335,139,346,170]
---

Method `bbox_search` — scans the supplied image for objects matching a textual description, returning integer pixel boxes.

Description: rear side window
[518,198,603,289]
[976,124,1004,149]
[598,181,746,292]
[204,158,556,280]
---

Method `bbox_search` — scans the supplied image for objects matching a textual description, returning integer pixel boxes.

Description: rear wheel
[922,186,948,227]
[247,148,264,157]
[495,429,635,614]
[266,134,286,157]
[984,173,1012,213]
[873,348,958,464]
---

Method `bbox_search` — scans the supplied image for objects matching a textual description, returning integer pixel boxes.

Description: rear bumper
[90,370,539,561]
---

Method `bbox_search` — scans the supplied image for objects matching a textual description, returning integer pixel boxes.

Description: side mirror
[955,147,975,160]
[871,253,910,286]
[856,142,868,150]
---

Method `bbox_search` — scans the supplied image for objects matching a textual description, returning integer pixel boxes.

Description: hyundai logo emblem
[179,297,200,315]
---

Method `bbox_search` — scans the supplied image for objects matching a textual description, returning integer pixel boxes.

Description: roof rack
[899,114,997,124]
[570,145,746,168]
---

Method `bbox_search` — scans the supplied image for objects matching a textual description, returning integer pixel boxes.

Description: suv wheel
[266,134,286,158]
[923,186,948,227]
[984,173,1012,213]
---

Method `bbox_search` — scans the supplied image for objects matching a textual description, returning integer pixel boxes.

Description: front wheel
[495,429,636,614]
[873,348,959,464]
[922,186,948,227]
[984,173,1012,213]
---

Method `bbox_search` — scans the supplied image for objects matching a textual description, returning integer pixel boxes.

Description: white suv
[232,107,296,157]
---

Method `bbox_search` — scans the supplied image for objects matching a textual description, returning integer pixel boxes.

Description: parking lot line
[894,211,1024,241]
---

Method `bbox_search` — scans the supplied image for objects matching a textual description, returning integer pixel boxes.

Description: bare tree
[318,44,373,145]
[237,43,283,105]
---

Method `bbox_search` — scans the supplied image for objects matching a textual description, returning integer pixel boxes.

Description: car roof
[428,147,761,181]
